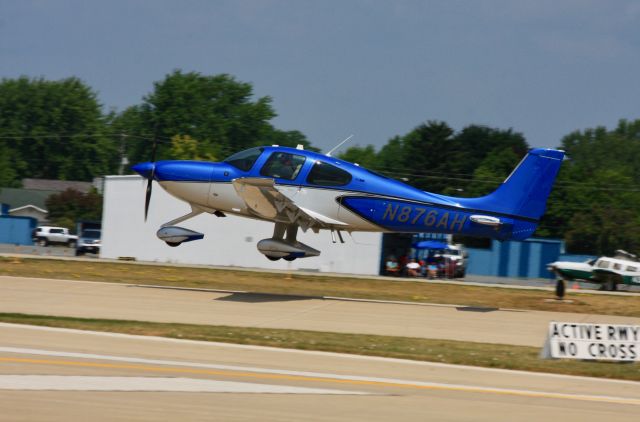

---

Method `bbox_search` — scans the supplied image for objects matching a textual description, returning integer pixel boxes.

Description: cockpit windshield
[224,147,263,171]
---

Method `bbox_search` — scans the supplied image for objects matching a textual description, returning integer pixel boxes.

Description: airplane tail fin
[460,148,565,220]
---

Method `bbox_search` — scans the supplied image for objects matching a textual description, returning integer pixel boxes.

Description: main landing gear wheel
[166,241,182,247]
[283,256,297,261]
[266,255,281,261]
[555,279,566,299]
[602,276,618,291]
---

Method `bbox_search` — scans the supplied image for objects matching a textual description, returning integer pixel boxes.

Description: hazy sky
[1,0,639,152]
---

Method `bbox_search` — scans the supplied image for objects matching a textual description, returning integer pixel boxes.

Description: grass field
[2,312,639,381]
[1,256,639,317]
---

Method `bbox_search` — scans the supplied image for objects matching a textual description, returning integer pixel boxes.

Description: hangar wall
[101,176,383,275]
[0,215,37,245]
[465,238,563,279]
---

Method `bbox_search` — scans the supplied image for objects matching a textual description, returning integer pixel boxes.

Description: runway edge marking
[1,323,640,387]
[1,349,639,406]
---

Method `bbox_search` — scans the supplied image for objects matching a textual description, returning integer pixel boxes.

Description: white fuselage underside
[159,180,383,232]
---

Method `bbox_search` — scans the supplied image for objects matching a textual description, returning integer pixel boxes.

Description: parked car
[32,226,78,247]
[434,244,468,278]
[76,228,101,256]
[413,240,468,278]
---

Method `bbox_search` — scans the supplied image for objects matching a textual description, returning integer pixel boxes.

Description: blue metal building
[0,215,37,245]
[382,232,566,279]
[465,238,563,279]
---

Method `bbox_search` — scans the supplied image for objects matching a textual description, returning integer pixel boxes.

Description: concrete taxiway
[1,323,639,421]
[2,275,640,420]
[2,275,640,347]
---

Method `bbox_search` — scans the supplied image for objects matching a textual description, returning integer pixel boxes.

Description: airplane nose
[132,162,155,179]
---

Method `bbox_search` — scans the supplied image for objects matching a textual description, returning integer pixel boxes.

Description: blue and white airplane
[133,145,564,261]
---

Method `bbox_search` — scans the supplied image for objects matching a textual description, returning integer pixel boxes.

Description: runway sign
[541,322,640,361]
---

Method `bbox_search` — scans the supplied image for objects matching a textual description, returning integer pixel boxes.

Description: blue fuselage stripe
[338,196,538,240]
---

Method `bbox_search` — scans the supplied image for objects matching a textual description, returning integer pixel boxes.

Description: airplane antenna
[326,134,354,157]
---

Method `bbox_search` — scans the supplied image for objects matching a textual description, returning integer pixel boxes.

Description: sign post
[542,322,640,362]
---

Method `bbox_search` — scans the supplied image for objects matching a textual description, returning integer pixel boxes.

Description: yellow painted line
[1,356,639,406]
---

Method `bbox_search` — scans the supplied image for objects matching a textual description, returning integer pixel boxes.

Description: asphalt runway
[2,276,640,347]
[1,323,639,421]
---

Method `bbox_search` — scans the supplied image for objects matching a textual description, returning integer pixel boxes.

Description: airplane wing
[232,177,347,232]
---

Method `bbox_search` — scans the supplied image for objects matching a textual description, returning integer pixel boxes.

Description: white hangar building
[101,176,384,275]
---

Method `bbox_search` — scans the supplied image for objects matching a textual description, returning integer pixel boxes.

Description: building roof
[22,178,93,193]
[0,187,58,210]
[9,204,48,214]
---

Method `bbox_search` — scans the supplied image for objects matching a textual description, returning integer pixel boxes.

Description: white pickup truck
[32,226,78,247]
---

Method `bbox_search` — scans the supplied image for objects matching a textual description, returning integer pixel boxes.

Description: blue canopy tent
[412,240,450,250]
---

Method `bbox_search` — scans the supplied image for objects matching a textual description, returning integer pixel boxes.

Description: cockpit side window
[306,161,352,186]
[260,152,306,180]
[224,147,263,171]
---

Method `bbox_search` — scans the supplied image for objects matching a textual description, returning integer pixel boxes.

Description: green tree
[169,134,216,161]
[539,119,640,255]
[376,136,405,173]
[45,188,103,229]
[262,128,318,151]
[562,169,640,255]
[339,145,378,168]
[336,122,527,195]
[0,144,19,187]
[113,70,290,164]
[463,148,522,197]
[400,121,455,192]
[0,76,118,183]
[400,123,526,194]
[450,125,527,183]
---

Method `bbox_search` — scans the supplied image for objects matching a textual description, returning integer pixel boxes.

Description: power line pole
[118,133,129,175]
